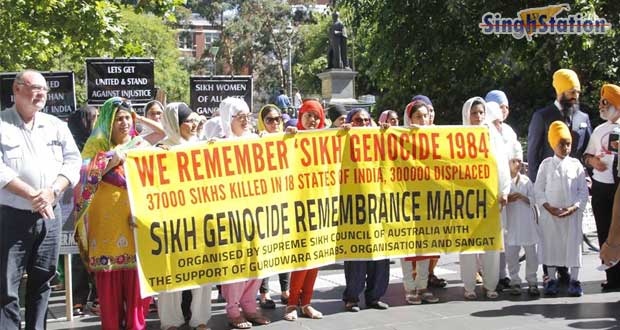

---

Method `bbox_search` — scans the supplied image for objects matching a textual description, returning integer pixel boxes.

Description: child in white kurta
[534,121,589,297]
[504,141,540,296]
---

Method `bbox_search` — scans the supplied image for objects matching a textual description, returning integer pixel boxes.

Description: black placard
[86,58,155,106]
[190,76,253,116]
[0,71,77,118]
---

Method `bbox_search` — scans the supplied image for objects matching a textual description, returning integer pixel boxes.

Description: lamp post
[209,46,220,75]
[285,22,294,102]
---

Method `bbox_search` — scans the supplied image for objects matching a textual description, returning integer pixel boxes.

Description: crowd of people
[2,68,620,330]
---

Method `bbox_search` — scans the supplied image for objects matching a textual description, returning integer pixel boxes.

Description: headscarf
[219,97,251,138]
[68,105,98,151]
[485,90,509,107]
[461,97,486,126]
[508,140,523,161]
[203,116,222,139]
[404,100,428,127]
[82,97,138,159]
[297,100,325,130]
[552,69,580,95]
[257,104,283,133]
[411,95,433,107]
[601,84,620,109]
[327,103,347,123]
[378,110,397,124]
[143,100,164,116]
[345,108,370,125]
[548,120,572,149]
[160,102,199,146]
[485,101,503,124]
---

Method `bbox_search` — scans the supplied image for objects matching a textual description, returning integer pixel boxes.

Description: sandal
[258,298,276,309]
[245,313,270,325]
[73,304,85,316]
[301,304,323,319]
[90,301,100,316]
[405,292,422,305]
[229,316,252,329]
[464,290,477,300]
[485,290,499,299]
[283,305,298,321]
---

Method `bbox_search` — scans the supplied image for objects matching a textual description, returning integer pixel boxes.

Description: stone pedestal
[317,69,358,104]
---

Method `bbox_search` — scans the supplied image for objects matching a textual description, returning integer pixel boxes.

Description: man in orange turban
[586,84,620,291]
[527,68,592,285]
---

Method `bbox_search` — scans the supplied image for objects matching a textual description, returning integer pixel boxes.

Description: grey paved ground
[42,247,620,330]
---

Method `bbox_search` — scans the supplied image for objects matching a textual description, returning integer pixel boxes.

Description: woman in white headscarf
[156,102,211,330]
[458,97,510,300]
[217,97,267,328]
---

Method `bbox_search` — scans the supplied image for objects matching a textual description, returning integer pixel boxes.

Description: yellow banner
[125,126,500,296]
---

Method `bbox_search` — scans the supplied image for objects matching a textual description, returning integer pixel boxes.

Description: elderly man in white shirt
[0,70,81,330]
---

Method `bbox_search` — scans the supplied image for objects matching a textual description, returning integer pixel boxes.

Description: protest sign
[86,58,155,108]
[190,76,253,116]
[124,126,501,296]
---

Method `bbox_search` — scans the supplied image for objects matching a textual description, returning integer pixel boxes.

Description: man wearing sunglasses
[0,70,81,329]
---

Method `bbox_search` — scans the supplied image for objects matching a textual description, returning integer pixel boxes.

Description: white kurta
[534,156,588,267]
[505,173,539,246]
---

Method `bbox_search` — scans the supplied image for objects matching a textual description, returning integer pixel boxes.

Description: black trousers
[592,179,620,283]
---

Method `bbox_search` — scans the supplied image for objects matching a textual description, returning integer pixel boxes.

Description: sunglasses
[265,116,282,124]
[112,98,133,111]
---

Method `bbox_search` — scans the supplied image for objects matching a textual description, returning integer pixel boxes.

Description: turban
[601,84,620,109]
[552,69,580,96]
[508,140,523,161]
[548,120,572,149]
[485,90,508,106]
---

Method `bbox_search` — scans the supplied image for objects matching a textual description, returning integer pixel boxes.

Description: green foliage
[120,8,190,102]
[339,0,620,134]
[0,1,189,104]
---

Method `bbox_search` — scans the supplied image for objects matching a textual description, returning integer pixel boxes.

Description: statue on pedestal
[328,11,349,70]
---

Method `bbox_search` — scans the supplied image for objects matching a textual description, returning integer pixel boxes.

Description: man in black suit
[527,68,592,286]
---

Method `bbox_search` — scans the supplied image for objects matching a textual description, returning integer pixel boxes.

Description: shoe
[72,304,85,316]
[280,295,289,305]
[507,284,522,296]
[283,306,298,321]
[405,292,422,305]
[258,298,276,309]
[568,280,583,297]
[544,279,559,295]
[528,284,540,296]
[428,274,447,288]
[464,290,477,300]
[301,304,323,319]
[496,277,511,292]
[367,301,389,310]
[419,290,439,303]
[485,290,499,299]
[345,302,360,312]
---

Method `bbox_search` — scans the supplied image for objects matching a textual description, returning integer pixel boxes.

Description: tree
[339,0,620,135]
